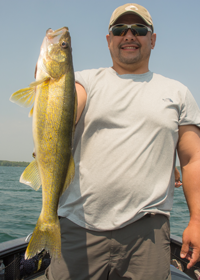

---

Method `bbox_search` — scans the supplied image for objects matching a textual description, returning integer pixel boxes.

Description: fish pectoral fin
[10,77,50,116]
[29,77,50,87]
[10,86,35,108]
[62,154,75,195]
[20,159,41,191]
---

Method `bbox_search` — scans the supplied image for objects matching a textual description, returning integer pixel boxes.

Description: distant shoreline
[0,160,180,169]
[0,160,30,167]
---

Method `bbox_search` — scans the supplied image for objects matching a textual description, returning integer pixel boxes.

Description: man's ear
[151,33,156,49]
[106,34,111,50]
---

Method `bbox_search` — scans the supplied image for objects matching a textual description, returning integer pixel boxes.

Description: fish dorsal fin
[20,159,42,191]
[61,154,75,195]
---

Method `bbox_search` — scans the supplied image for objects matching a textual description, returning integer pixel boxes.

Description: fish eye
[61,41,68,48]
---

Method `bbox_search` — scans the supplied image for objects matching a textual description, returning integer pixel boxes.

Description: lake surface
[0,166,189,243]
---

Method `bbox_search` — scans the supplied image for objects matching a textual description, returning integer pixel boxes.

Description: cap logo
[125,5,138,11]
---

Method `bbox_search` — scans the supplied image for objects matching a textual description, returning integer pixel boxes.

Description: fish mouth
[46,26,71,57]
[46,27,69,39]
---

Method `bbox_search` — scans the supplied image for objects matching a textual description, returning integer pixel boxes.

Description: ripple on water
[0,166,190,242]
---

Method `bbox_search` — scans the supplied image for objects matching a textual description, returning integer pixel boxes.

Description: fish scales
[10,27,77,259]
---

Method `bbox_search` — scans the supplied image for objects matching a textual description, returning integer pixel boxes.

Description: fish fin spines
[20,159,41,191]
[9,77,50,110]
[25,215,61,259]
[62,154,75,194]
[28,106,34,117]
[29,77,50,87]
[10,87,35,108]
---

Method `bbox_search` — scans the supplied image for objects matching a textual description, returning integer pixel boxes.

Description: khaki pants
[45,214,171,280]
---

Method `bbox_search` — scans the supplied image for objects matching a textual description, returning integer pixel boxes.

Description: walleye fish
[10,27,77,259]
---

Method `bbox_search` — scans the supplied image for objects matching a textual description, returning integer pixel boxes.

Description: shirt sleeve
[179,88,200,127]
[75,70,92,94]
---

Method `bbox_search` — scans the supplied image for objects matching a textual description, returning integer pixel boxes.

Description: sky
[0,0,200,162]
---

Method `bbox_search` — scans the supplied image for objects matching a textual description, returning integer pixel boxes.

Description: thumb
[34,63,37,79]
[180,238,190,258]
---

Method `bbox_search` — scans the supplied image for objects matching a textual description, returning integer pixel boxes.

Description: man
[175,167,182,188]
[46,3,200,280]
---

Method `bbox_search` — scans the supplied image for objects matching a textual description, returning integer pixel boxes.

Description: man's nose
[124,29,136,41]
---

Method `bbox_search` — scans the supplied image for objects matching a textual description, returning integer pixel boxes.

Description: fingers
[34,63,37,79]
[180,241,190,260]
[175,181,182,188]
[186,249,200,269]
[181,241,200,269]
[180,235,193,268]
[181,223,200,268]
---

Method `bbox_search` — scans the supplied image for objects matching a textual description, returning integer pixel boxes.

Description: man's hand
[181,221,200,269]
[34,63,37,79]
[175,167,182,188]
[178,125,200,269]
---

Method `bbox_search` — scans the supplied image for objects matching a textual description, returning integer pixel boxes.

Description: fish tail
[25,214,61,259]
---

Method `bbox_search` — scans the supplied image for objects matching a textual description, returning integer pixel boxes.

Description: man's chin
[118,55,140,65]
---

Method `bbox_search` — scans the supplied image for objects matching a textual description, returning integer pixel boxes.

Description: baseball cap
[109,3,154,32]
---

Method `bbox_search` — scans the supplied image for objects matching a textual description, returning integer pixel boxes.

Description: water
[0,166,42,243]
[0,166,189,243]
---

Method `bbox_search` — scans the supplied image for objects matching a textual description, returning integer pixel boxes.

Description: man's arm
[75,82,87,123]
[177,125,200,269]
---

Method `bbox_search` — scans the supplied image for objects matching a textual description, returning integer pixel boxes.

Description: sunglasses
[109,23,152,37]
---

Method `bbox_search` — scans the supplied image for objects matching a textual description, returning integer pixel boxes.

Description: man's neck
[112,63,149,75]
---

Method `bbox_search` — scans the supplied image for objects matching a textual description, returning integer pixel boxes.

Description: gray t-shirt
[58,67,200,231]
